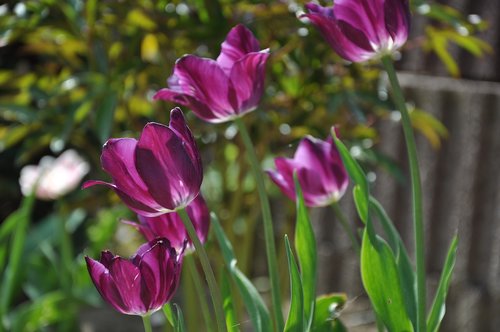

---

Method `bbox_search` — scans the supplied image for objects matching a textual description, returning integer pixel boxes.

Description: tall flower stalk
[177,208,227,332]
[234,117,284,331]
[382,55,426,332]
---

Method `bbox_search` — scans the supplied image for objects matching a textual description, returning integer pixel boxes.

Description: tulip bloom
[125,194,210,251]
[84,108,202,216]
[85,238,183,316]
[154,24,270,123]
[302,0,410,62]
[267,135,348,207]
[19,149,89,200]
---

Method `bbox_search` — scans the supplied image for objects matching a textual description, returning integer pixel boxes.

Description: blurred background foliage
[0,0,490,330]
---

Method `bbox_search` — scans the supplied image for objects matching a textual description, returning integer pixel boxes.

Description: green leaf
[9,291,66,332]
[332,131,368,198]
[353,185,368,224]
[332,131,369,225]
[370,197,417,329]
[0,193,35,325]
[361,230,414,332]
[284,235,304,332]
[95,93,117,144]
[312,293,348,332]
[211,214,272,332]
[173,304,187,332]
[163,303,176,328]
[221,270,239,332]
[427,235,458,332]
[294,175,317,330]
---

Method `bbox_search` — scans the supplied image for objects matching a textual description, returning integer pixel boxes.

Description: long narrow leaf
[294,175,317,330]
[284,235,304,332]
[427,235,458,332]
[0,194,35,325]
[163,303,176,328]
[361,230,414,332]
[332,131,370,226]
[221,269,239,332]
[370,197,417,328]
[173,304,187,332]
[211,214,272,332]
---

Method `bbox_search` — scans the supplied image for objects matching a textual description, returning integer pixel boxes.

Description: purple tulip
[83,108,202,217]
[302,0,410,62]
[153,24,270,123]
[267,134,348,207]
[124,194,210,251]
[85,238,183,316]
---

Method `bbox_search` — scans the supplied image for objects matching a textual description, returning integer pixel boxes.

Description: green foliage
[212,213,273,332]
[312,293,347,332]
[361,231,414,332]
[293,175,317,330]
[284,235,304,332]
[427,236,458,332]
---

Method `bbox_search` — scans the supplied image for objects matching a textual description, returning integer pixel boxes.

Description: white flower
[19,149,89,200]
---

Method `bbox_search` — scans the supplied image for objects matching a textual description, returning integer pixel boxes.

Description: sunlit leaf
[294,175,317,330]
[312,293,347,332]
[427,236,458,332]
[361,230,414,332]
[284,235,304,332]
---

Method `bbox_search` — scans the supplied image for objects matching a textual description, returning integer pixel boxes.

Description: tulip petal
[174,55,235,118]
[99,138,163,210]
[334,0,388,46]
[85,257,129,314]
[168,108,203,177]
[303,5,374,62]
[217,24,261,74]
[267,158,299,201]
[134,239,177,310]
[230,51,270,114]
[109,257,145,315]
[384,0,410,47]
[135,123,200,210]
[83,180,161,217]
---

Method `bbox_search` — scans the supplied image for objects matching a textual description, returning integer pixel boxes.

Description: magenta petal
[108,257,145,315]
[85,256,129,314]
[168,108,203,176]
[303,11,374,62]
[153,88,191,107]
[303,0,410,61]
[100,139,162,210]
[384,0,410,47]
[135,240,177,311]
[174,55,235,117]
[294,137,332,177]
[267,158,297,201]
[135,123,200,209]
[229,51,270,114]
[83,180,161,217]
[268,134,349,208]
[217,24,261,74]
[334,0,388,45]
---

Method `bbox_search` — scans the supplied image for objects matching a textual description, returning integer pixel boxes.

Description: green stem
[382,56,426,332]
[142,314,153,332]
[331,203,361,255]
[234,117,284,332]
[177,209,226,332]
[185,255,214,332]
